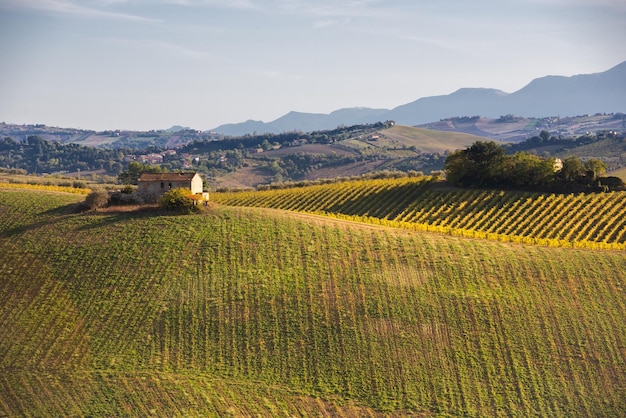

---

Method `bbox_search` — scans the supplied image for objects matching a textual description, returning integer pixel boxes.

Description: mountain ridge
[212,61,626,136]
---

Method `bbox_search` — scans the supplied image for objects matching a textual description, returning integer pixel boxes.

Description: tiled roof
[138,172,198,182]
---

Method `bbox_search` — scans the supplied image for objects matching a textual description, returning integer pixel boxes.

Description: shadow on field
[1,203,192,237]
[0,203,81,238]
[74,206,185,231]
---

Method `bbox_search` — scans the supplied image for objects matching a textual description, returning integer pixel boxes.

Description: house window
[168,183,172,189]
[160,182,164,188]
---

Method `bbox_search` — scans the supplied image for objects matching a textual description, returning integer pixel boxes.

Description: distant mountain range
[213,61,626,136]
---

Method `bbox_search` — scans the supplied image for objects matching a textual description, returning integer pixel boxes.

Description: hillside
[419,114,626,142]
[3,121,625,192]
[212,125,494,189]
[212,61,626,135]
[1,188,625,416]
[378,125,501,153]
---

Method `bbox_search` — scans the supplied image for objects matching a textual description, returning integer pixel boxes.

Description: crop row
[0,182,91,194]
[213,178,626,248]
[2,191,625,416]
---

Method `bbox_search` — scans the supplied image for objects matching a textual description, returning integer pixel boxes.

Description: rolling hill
[1,186,625,416]
[212,125,495,189]
[212,61,626,135]
[378,125,502,154]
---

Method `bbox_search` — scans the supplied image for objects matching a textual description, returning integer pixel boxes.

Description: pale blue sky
[1,0,624,131]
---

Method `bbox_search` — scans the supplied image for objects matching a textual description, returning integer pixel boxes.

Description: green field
[379,125,498,154]
[1,188,625,416]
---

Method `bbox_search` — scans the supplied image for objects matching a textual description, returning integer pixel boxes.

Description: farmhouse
[138,172,203,196]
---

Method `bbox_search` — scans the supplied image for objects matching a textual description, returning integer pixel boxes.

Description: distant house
[138,172,203,196]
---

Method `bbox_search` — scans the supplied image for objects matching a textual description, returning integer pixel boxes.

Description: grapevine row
[213,178,626,248]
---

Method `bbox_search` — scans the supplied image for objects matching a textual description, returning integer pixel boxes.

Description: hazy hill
[419,113,626,142]
[504,61,626,117]
[387,88,508,126]
[212,61,626,135]
[215,108,389,136]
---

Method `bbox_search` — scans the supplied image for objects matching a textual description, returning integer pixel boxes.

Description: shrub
[597,176,626,191]
[159,188,196,213]
[109,191,144,206]
[83,189,110,210]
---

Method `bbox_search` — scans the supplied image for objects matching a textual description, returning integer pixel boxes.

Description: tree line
[0,136,124,174]
[444,141,624,192]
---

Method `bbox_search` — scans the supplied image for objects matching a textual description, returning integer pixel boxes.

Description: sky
[0,0,625,131]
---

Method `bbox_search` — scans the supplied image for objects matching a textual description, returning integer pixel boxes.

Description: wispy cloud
[98,37,212,60]
[0,0,160,22]
[524,0,626,12]
[312,19,338,29]
[279,0,386,19]
[241,67,304,81]
[159,0,261,10]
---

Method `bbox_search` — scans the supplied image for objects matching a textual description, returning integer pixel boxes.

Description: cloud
[534,0,619,5]
[523,0,626,12]
[0,0,160,21]
[241,67,304,81]
[283,0,386,19]
[98,37,212,60]
[159,0,260,10]
[312,19,337,29]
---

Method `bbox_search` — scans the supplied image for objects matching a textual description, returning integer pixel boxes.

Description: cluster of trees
[261,153,359,183]
[506,130,601,154]
[180,122,394,154]
[117,161,165,184]
[0,136,124,174]
[445,141,624,192]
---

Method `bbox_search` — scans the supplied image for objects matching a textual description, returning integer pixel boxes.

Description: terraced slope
[1,189,625,416]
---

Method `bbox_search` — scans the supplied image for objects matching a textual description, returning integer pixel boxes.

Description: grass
[380,125,497,153]
[1,188,625,416]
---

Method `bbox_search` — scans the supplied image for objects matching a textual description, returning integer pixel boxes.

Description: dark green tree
[444,141,506,187]
[118,161,161,184]
[583,159,607,181]
[503,152,555,188]
[557,156,585,184]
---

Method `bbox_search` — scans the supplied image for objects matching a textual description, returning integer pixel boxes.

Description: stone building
[137,172,203,197]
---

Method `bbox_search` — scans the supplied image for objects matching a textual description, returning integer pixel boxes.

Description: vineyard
[0,181,91,194]
[1,188,626,416]
[212,176,626,250]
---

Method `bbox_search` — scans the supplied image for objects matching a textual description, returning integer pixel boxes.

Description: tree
[444,141,506,187]
[261,139,273,151]
[583,159,607,181]
[557,156,585,184]
[503,152,554,189]
[118,161,161,185]
[443,149,472,186]
[539,130,551,142]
